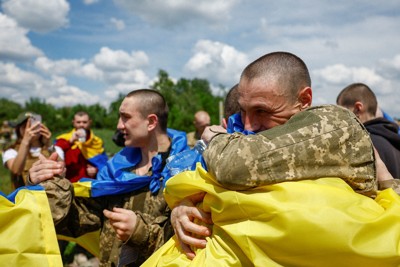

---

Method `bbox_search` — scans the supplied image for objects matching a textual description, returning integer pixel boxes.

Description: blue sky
[1,0,400,117]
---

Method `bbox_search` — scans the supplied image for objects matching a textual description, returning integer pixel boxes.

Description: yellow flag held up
[0,187,62,266]
[144,166,400,267]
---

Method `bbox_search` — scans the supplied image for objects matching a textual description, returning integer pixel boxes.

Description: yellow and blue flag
[0,186,62,266]
[143,165,400,267]
[73,128,189,197]
[56,129,108,170]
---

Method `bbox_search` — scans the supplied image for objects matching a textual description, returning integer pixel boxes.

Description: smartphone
[30,114,42,128]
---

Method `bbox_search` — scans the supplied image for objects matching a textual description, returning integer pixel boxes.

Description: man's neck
[136,131,171,176]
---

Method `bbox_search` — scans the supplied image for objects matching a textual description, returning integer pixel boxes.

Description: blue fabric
[87,151,109,170]
[82,128,189,197]
[226,113,255,135]
[2,185,44,203]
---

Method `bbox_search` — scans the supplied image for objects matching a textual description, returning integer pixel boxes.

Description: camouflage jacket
[43,173,172,267]
[204,105,378,196]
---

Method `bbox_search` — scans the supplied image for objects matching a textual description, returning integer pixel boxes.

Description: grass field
[0,128,120,195]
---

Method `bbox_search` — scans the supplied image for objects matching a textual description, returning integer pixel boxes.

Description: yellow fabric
[73,180,92,198]
[0,189,63,266]
[57,129,104,159]
[143,166,400,267]
[57,231,100,258]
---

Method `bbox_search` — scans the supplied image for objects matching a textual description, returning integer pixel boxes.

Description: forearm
[42,176,102,236]
[9,141,30,175]
[128,209,171,250]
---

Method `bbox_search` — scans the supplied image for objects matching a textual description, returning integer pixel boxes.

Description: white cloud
[378,54,400,80]
[314,64,385,88]
[46,76,100,107]
[114,0,238,27]
[0,13,43,61]
[0,62,98,107]
[2,0,70,33]
[34,57,85,76]
[110,17,125,31]
[30,47,152,106]
[103,79,150,101]
[184,40,248,86]
[93,47,149,71]
[83,0,99,5]
[34,47,150,83]
[311,62,399,117]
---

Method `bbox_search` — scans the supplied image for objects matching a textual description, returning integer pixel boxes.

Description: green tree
[0,98,23,123]
[25,97,58,130]
[151,70,223,132]
[106,94,125,129]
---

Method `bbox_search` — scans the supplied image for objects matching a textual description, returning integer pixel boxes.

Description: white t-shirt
[2,147,42,166]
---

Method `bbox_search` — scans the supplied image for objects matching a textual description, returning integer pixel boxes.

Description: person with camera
[2,112,52,189]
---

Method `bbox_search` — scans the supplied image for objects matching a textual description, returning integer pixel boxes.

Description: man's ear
[222,118,228,129]
[147,114,158,131]
[298,87,312,109]
[354,101,364,112]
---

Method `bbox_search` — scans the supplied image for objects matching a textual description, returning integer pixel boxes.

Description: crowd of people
[1,51,400,266]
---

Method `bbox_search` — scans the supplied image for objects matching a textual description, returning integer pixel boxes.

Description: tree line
[0,70,226,133]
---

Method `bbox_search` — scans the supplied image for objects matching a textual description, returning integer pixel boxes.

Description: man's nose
[116,119,124,130]
[243,115,259,132]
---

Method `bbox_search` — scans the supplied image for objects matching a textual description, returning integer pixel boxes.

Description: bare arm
[6,120,41,176]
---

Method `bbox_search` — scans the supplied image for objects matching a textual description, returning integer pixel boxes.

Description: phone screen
[30,114,42,125]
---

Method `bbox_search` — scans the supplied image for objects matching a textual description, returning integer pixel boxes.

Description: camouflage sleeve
[203,105,377,196]
[127,193,172,259]
[41,176,103,237]
[379,179,400,195]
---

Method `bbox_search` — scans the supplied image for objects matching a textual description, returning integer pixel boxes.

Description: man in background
[186,111,210,148]
[337,83,400,178]
[54,111,108,182]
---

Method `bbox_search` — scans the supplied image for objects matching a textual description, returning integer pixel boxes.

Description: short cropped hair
[74,111,90,118]
[336,83,378,116]
[224,84,240,119]
[241,51,311,103]
[126,89,169,131]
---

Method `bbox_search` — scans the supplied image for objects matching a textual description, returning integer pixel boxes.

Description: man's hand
[201,125,226,145]
[39,124,52,146]
[86,164,98,178]
[103,207,137,242]
[374,147,394,182]
[29,152,65,184]
[171,192,213,259]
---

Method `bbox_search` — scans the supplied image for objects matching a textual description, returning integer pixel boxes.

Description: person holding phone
[2,112,52,188]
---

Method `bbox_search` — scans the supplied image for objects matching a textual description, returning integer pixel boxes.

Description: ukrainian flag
[143,165,400,267]
[56,129,108,170]
[0,186,62,266]
[73,128,189,198]
[58,128,189,257]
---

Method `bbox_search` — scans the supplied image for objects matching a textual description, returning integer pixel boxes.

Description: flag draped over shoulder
[0,186,63,266]
[73,128,189,197]
[56,129,108,169]
[143,165,400,267]
[59,128,188,256]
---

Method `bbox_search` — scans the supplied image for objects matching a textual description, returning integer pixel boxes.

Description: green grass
[0,128,121,195]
